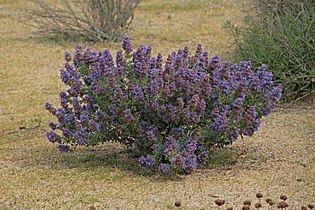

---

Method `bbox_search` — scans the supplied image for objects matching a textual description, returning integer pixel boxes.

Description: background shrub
[23,0,140,42]
[45,37,282,174]
[224,0,315,101]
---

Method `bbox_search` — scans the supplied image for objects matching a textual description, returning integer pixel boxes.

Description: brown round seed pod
[256,193,263,199]
[215,199,225,206]
[214,199,221,206]
[243,200,251,206]
[226,208,233,210]
[255,203,262,208]
[242,205,250,210]
[266,198,272,204]
[277,201,288,209]
[301,207,307,210]
[175,201,181,207]
[308,203,315,209]
[269,200,275,206]
[280,195,288,201]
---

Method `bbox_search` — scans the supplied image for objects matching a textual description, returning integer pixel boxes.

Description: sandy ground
[0,0,314,209]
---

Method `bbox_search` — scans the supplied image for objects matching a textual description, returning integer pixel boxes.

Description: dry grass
[0,0,314,209]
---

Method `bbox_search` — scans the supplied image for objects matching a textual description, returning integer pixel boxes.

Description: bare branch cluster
[254,0,314,17]
[23,0,141,42]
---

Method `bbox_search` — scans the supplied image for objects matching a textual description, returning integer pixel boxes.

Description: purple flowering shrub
[45,36,282,174]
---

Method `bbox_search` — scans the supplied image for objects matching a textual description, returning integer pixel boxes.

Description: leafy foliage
[45,37,282,174]
[224,0,315,101]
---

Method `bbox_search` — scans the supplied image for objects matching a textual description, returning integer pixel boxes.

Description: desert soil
[0,0,314,209]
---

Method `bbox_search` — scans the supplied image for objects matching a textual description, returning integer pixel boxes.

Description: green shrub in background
[225,0,315,101]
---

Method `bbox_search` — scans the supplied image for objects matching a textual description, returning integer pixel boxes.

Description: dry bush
[23,0,141,42]
[254,0,314,15]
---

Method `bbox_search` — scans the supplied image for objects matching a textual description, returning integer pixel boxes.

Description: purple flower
[122,36,133,54]
[57,144,69,153]
[232,97,244,114]
[73,130,87,146]
[229,128,240,141]
[55,108,66,126]
[74,45,83,66]
[250,75,261,91]
[62,128,72,138]
[240,106,262,137]
[59,91,68,108]
[139,155,156,168]
[84,75,92,85]
[88,119,97,132]
[134,86,144,100]
[188,94,199,109]
[258,65,273,90]
[116,49,124,67]
[96,122,104,131]
[186,110,201,124]
[210,55,220,64]
[60,69,70,84]
[219,80,231,95]
[170,127,184,138]
[65,52,72,62]
[195,44,202,56]
[173,154,184,168]
[46,131,60,143]
[65,114,75,126]
[176,97,184,109]
[80,115,89,125]
[45,102,53,111]
[183,154,198,174]
[184,134,199,153]
[146,129,157,143]
[49,122,57,130]
[164,136,179,157]
[262,105,273,116]
[123,109,135,124]
[72,97,81,114]
[209,106,229,132]
[169,134,200,174]
[138,120,148,134]
[270,84,283,102]
[108,104,117,115]
[158,164,171,174]
[96,109,106,122]
[146,80,160,97]
[74,119,82,130]
[144,101,159,112]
